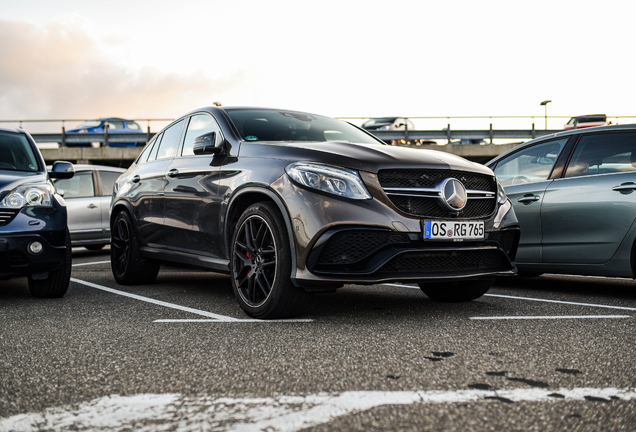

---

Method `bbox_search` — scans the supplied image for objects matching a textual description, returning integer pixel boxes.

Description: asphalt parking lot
[1,247,636,431]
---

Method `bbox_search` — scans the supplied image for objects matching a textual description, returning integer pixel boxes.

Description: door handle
[517,195,540,204]
[87,203,98,209]
[168,169,179,177]
[612,182,636,192]
[132,175,141,183]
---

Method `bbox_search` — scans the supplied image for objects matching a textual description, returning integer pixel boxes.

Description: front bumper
[270,172,520,289]
[0,207,68,278]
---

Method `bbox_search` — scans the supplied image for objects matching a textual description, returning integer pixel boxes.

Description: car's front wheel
[418,278,494,302]
[230,202,312,319]
[111,210,159,285]
[28,229,72,298]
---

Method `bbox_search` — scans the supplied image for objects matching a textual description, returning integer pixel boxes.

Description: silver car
[51,165,125,250]
[487,124,636,278]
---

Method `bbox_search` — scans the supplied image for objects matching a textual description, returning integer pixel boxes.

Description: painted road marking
[380,283,636,312]
[470,315,631,320]
[72,260,111,267]
[154,319,313,323]
[70,278,240,322]
[2,388,635,432]
[70,278,313,323]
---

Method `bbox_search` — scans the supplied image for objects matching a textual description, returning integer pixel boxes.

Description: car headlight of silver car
[285,162,372,200]
[496,179,506,205]
[0,184,54,208]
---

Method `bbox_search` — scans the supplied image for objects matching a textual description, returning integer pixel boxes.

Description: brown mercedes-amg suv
[110,107,520,318]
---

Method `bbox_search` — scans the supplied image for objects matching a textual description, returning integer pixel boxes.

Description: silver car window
[564,132,636,178]
[99,171,122,196]
[494,139,568,186]
[53,171,95,198]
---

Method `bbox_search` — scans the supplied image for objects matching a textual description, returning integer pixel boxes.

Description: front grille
[389,195,496,219]
[380,250,508,274]
[316,230,410,266]
[377,169,497,219]
[378,169,496,191]
[0,209,19,226]
[9,251,29,267]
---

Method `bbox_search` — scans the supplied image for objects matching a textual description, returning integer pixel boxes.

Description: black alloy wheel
[230,202,312,319]
[110,210,159,285]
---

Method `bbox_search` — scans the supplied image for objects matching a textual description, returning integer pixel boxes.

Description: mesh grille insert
[317,230,410,266]
[380,250,508,273]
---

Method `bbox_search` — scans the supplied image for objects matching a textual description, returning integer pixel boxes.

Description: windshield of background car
[493,138,567,187]
[226,109,382,145]
[0,131,40,172]
[77,120,102,128]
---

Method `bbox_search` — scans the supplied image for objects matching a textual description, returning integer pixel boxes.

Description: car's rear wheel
[29,229,72,298]
[111,210,159,285]
[418,278,494,302]
[230,202,312,319]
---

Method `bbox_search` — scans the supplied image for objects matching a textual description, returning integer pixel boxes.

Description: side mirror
[193,132,223,155]
[49,161,75,179]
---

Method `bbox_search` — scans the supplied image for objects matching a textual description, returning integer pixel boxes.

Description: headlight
[0,184,53,208]
[285,162,372,200]
[496,179,506,205]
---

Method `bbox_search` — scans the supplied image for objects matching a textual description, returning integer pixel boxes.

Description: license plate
[423,220,484,240]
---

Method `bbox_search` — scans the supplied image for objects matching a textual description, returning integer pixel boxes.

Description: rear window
[0,131,40,172]
[126,121,141,131]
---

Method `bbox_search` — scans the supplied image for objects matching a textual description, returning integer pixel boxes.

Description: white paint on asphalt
[470,315,631,320]
[70,278,313,323]
[380,283,636,312]
[153,319,314,323]
[72,260,111,267]
[70,278,241,322]
[2,388,635,432]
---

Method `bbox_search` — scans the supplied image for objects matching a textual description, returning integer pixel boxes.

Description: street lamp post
[540,100,552,130]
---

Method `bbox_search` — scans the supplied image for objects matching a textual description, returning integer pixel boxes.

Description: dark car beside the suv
[0,127,75,297]
[110,107,520,318]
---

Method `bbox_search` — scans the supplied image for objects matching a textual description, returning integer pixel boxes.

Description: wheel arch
[110,199,135,227]
[225,186,298,285]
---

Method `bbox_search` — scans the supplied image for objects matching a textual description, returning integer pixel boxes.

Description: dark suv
[110,107,520,318]
[0,127,75,297]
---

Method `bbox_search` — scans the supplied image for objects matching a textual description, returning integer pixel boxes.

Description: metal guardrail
[31,132,156,146]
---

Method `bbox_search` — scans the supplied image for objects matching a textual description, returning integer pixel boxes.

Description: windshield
[226,109,383,145]
[0,131,40,172]
[77,120,103,129]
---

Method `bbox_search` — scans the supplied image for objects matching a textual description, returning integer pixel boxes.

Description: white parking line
[70,278,240,322]
[380,283,636,312]
[70,278,313,323]
[72,260,111,267]
[470,315,631,320]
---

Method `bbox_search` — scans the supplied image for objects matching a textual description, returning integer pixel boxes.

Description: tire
[230,202,312,319]
[85,244,105,251]
[29,229,72,298]
[418,278,494,302]
[110,210,159,285]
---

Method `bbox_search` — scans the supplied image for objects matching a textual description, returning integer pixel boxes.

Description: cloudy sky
[1,0,635,131]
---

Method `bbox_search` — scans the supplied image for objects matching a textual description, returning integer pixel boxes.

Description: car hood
[239,141,493,175]
[0,171,48,195]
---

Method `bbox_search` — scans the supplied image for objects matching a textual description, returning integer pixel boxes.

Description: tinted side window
[494,138,568,187]
[564,133,636,178]
[156,120,184,160]
[54,171,95,198]
[136,136,158,164]
[147,133,164,162]
[182,114,223,156]
[99,171,122,196]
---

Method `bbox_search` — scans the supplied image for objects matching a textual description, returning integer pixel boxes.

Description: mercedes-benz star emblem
[440,178,467,211]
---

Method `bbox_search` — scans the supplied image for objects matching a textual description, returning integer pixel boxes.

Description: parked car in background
[110,106,519,319]
[65,118,145,147]
[563,114,609,130]
[51,165,125,250]
[361,117,435,145]
[487,124,636,278]
[0,127,75,297]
